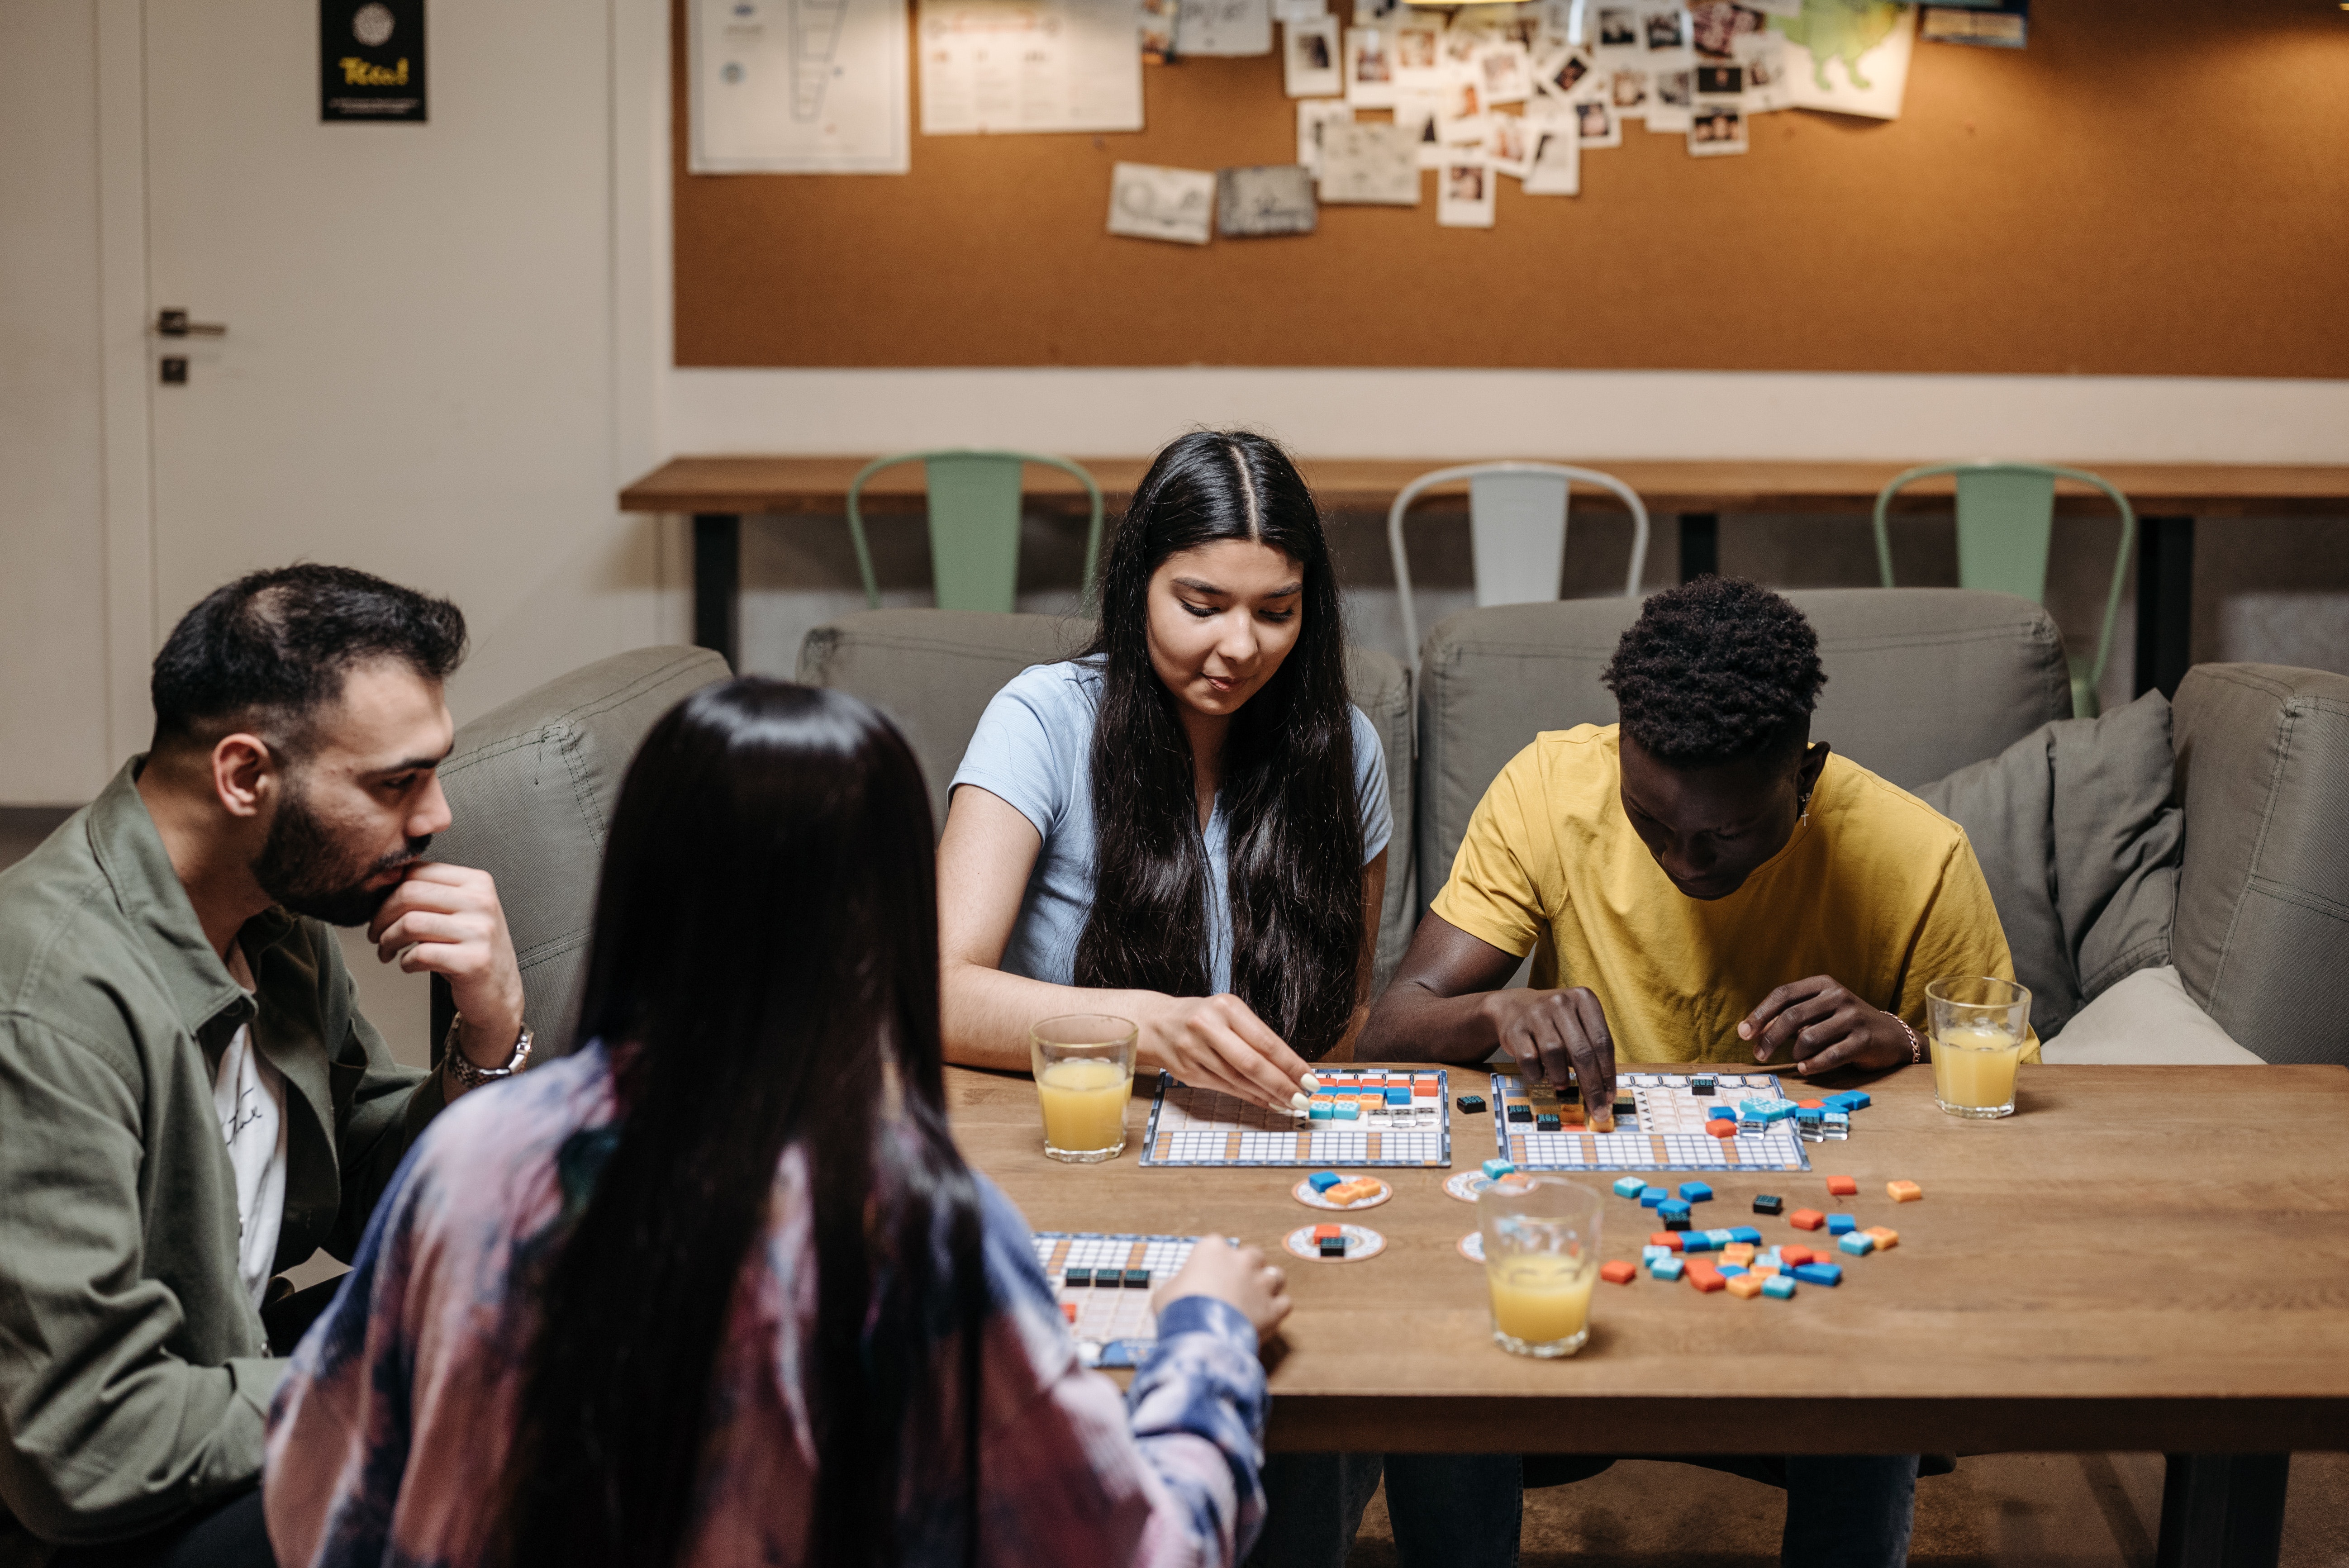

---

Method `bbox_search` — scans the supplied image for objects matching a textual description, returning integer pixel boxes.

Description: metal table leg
[1679,513,1719,583]
[693,512,742,672]
[2135,515,2195,698]
[2157,1454,2289,1568]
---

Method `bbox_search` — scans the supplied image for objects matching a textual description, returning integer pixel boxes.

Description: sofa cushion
[1415,589,2071,923]
[431,646,731,1053]
[2171,663,2349,1066]
[2039,966,2261,1065]
[798,609,1418,988]
[1915,692,2182,1040]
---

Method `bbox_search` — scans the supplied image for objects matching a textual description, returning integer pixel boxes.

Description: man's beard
[252,779,430,928]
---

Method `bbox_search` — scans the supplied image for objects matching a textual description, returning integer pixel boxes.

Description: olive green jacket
[0,761,447,1551]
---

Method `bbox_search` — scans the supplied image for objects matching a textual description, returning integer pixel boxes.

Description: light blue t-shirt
[950,660,1392,993]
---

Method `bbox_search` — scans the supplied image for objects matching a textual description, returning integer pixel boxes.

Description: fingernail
[1737,1022,1752,1040]
[1289,1091,1310,1111]
[1299,1072,1320,1093]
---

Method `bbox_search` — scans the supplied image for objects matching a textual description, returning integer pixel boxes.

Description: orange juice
[1037,1057,1131,1155]
[1932,1022,2023,1115]
[1485,1254,1594,1353]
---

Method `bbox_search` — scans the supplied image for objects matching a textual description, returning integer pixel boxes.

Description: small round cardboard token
[1457,1231,1486,1263]
[1293,1177,1392,1211]
[1445,1169,1533,1204]
[1284,1223,1386,1264]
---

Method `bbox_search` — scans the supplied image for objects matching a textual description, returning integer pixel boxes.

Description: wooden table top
[621,456,2349,518]
[946,1060,2349,1456]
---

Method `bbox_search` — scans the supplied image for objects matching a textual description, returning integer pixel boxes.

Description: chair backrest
[1873,461,2137,704]
[1413,589,2072,923]
[846,449,1106,615]
[798,608,1422,990]
[429,646,732,1055]
[1387,462,1652,669]
[2171,662,2349,1065]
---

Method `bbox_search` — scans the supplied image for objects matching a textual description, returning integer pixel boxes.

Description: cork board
[671,0,2349,375]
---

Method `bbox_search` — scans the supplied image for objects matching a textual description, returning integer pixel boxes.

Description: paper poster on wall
[1176,0,1273,57]
[920,0,1146,134]
[1771,0,1914,119]
[320,0,426,123]
[691,0,909,171]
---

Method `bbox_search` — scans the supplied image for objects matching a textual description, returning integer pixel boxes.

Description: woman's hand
[1159,1235,1292,1344]
[1740,976,1911,1074]
[1141,993,1314,1112]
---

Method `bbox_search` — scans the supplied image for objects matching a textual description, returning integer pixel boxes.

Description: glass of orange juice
[1926,976,2031,1119]
[1478,1174,1601,1358]
[1030,1014,1139,1163]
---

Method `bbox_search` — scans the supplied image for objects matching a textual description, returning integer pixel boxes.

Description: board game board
[1140,1068,1450,1167]
[1490,1071,1813,1173]
[1031,1231,1199,1367]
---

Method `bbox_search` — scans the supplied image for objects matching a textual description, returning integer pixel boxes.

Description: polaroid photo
[1541,0,1588,44]
[1284,15,1344,96]
[1473,43,1534,105]
[1345,26,1399,108]
[1641,4,1690,52]
[1574,95,1621,147]
[1441,24,1488,76]
[1483,111,1533,178]
[1735,32,1791,110]
[1497,9,1544,54]
[1688,1,1763,59]
[1176,0,1273,57]
[1438,75,1487,124]
[1296,97,1355,174]
[1217,164,1318,235]
[1522,113,1581,193]
[1437,157,1496,228]
[1607,64,1650,116]
[1317,119,1422,204]
[1107,162,1216,245]
[1693,62,1742,95]
[1645,65,1691,129]
[1533,45,1599,100]
[1739,0,1798,13]
[1353,0,1399,22]
[1687,97,1747,154]
[1389,90,1449,168]
[1273,0,1327,21]
[1392,18,1448,88]
[1595,5,1641,50]
[1141,0,1180,62]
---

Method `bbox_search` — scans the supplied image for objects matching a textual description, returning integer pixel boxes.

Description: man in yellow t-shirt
[1362,576,2030,1119]
[1362,577,2017,1568]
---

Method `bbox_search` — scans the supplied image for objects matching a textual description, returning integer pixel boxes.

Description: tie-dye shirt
[263,1044,1268,1568]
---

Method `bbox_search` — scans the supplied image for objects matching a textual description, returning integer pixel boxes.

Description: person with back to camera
[938,430,1517,1568]
[263,679,1292,1568]
[1361,575,2035,1568]
[0,566,533,1568]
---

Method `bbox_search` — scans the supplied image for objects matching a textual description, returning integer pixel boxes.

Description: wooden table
[947,1060,2349,1568]
[618,457,2349,693]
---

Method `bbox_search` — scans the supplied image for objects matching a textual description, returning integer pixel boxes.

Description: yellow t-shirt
[1430,724,2036,1066]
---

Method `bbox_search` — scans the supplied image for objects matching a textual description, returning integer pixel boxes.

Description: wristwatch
[443,1013,535,1090]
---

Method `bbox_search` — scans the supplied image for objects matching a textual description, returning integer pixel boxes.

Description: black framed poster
[321,0,426,122]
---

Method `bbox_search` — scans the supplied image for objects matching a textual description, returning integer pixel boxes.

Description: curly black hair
[1601,576,1826,769]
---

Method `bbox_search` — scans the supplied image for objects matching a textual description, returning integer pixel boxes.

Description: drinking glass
[1926,975,2030,1119]
[1478,1174,1602,1357]
[1030,1014,1139,1162]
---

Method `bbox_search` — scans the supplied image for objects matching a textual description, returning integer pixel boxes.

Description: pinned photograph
[1736,33,1792,110]
[1641,4,1689,51]
[1106,162,1216,244]
[1574,95,1621,147]
[1693,62,1743,95]
[1439,76,1487,123]
[1175,0,1273,57]
[1596,6,1640,48]
[1273,0,1327,20]
[1141,0,1181,62]
[1353,0,1399,21]
[1345,26,1399,107]
[1646,65,1692,129]
[1392,19,1446,86]
[1534,45,1598,100]
[1317,119,1421,204]
[1688,1,1764,59]
[1498,11,1544,53]
[1687,97,1747,154]
[1483,112,1533,177]
[1522,115,1581,193]
[1608,65,1650,116]
[1390,90,1448,167]
[1296,97,1355,173]
[1217,164,1319,235]
[1474,43,1534,105]
[1437,157,1496,227]
[1284,15,1344,95]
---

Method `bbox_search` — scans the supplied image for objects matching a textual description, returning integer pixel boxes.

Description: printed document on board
[919,0,1147,134]
[690,0,910,172]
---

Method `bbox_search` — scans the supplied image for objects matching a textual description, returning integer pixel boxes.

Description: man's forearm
[1359,983,1503,1064]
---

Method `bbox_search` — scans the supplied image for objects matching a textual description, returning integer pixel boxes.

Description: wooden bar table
[946,1060,2349,1568]
[618,457,2349,698]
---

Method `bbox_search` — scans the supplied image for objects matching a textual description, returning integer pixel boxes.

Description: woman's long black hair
[499,679,988,1568]
[1073,430,1365,1060]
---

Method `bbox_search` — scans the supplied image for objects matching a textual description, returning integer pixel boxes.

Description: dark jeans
[1525,1453,1923,1568]
[44,1488,273,1568]
[1245,1451,1523,1568]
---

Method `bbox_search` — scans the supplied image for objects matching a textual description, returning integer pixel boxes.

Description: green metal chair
[845,449,1105,614]
[1872,462,2136,718]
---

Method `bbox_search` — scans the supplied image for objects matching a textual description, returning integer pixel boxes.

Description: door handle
[154,309,227,338]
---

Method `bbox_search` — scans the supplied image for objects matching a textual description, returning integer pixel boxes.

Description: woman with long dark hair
[939,431,1389,1106]
[262,679,1289,1568]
